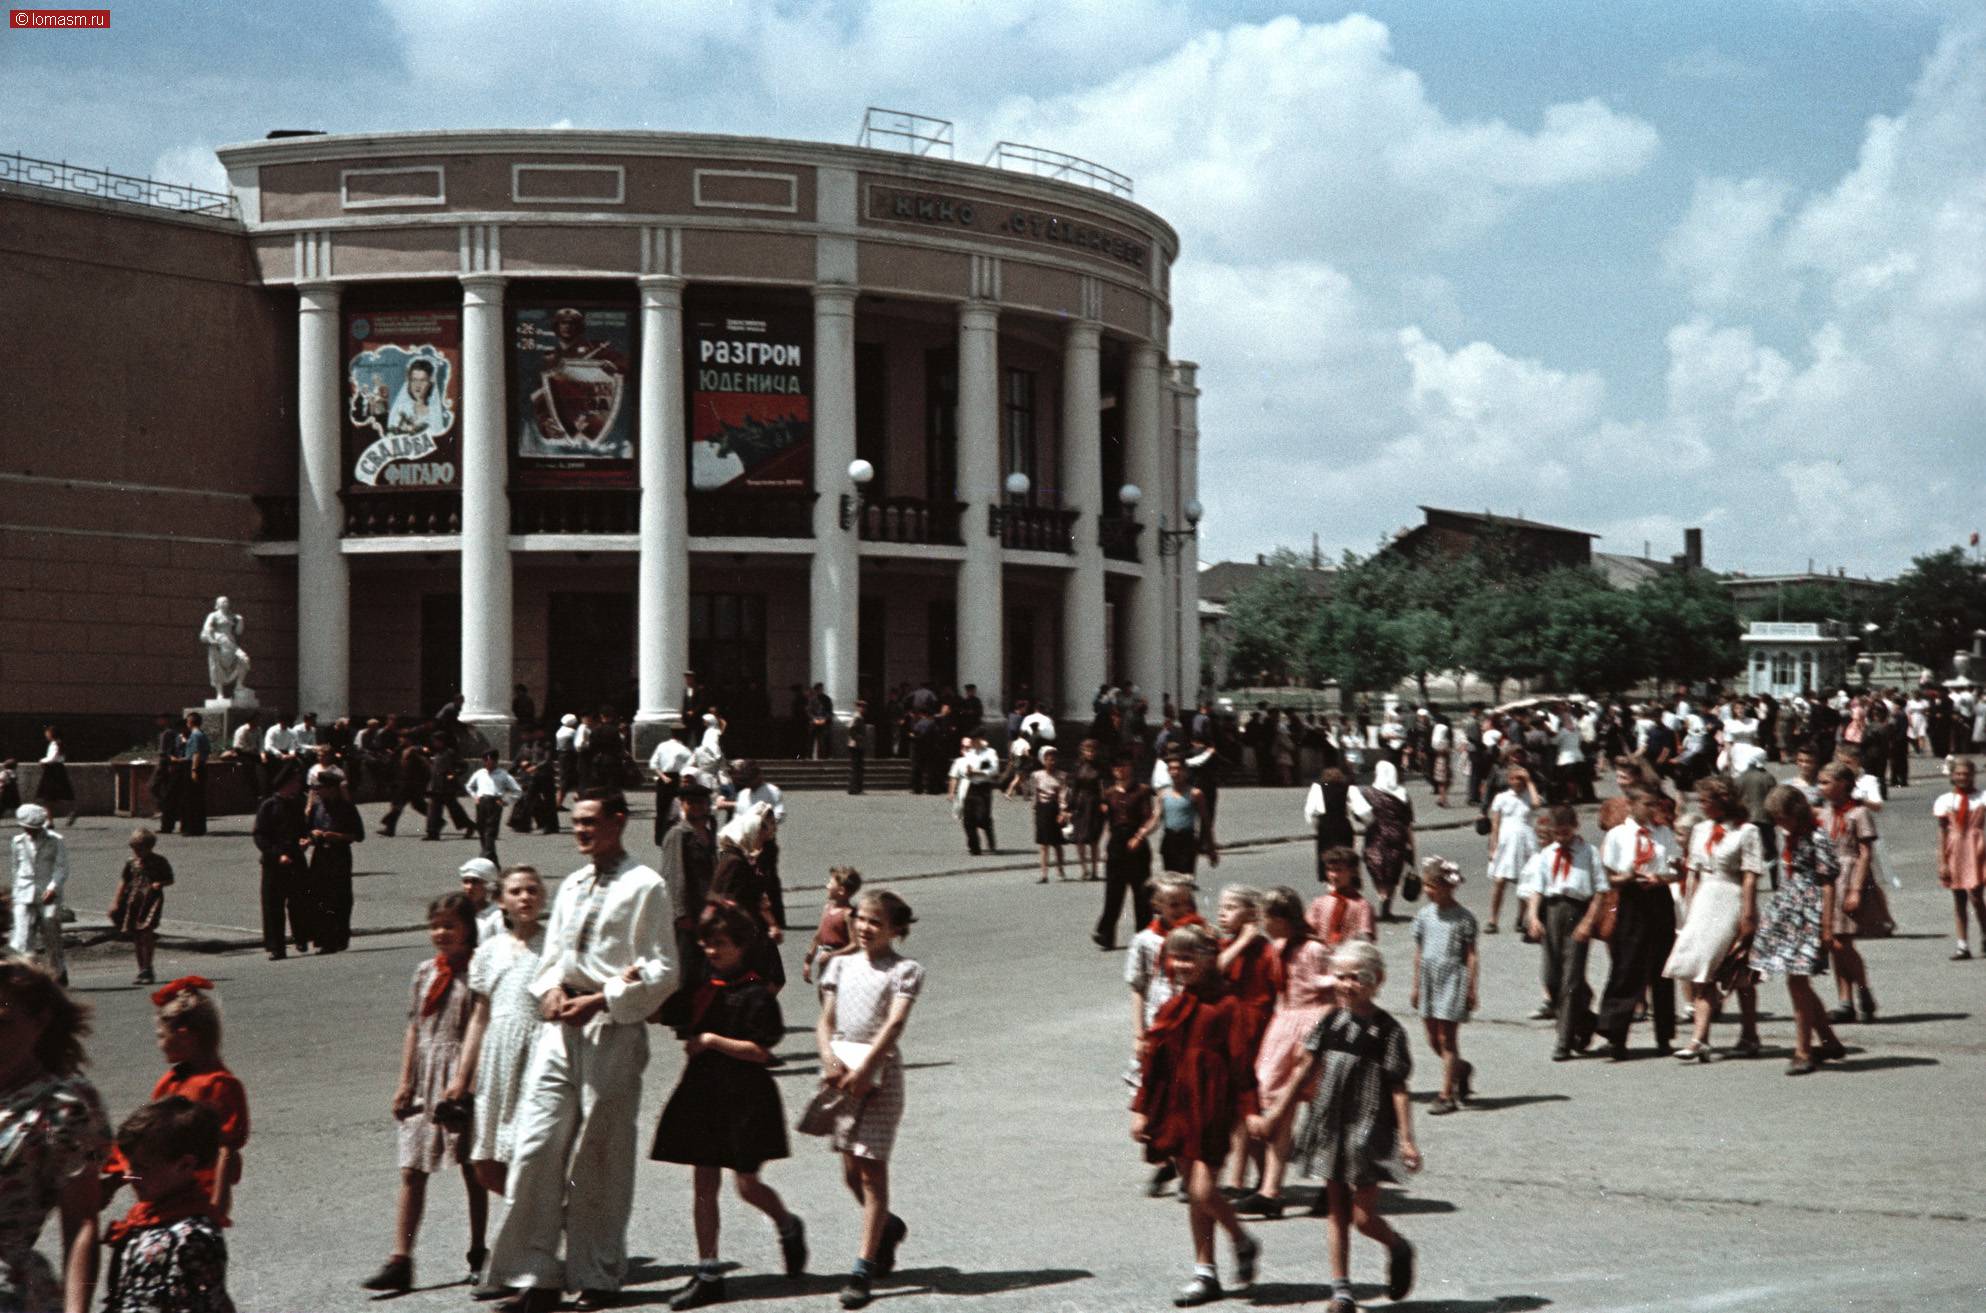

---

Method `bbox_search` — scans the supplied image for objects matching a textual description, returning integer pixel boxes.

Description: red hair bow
[150,976,215,1007]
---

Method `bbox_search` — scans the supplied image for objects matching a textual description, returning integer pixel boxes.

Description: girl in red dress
[100,978,251,1226]
[1213,886,1279,1193]
[1132,923,1262,1307]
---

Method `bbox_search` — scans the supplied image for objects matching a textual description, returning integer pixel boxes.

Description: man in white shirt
[290,712,319,750]
[1018,705,1057,746]
[465,749,524,865]
[950,735,1001,855]
[485,789,679,1309]
[647,725,696,846]
[10,803,69,982]
[726,759,788,925]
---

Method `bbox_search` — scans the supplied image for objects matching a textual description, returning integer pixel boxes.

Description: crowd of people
[7,672,1986,1313]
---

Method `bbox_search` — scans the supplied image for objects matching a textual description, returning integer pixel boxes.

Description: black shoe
[1233,1191,1283,1219]
[779,1215,807,1277]
[1551,1047,1573,1062]
[493,1290,559,1313]
[1092,931,1114,950]
[1826,1003,1855,1024]
[1173,1275,1223,1307]
[1456,1060,1474,1103]
[466,1247,488,1285]
[1387,1238,1416,1301]
[876,1214,907,1277]
[670,1274,726,1310]
[1234,1232,1259,1288]
[572,1291,615,1312]
[839,1274,872,1309]
[1147,1163,1178,1197]
[361,1256,413,1292]
[1816,1038,1848,1063]
[1607,1042,1629,1063]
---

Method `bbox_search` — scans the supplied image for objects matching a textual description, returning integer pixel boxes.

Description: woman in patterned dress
[1355,762,1417,921]
[362,894,487,1293]
[0,960,110,1313]
[1752,786,1847,1075]
[815,890,923,1310]
[449,867,547,1198]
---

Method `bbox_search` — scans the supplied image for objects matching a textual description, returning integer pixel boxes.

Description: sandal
[1673,1045,1710,1063]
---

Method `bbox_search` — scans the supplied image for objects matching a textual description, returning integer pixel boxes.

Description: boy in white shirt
[465,749,523,864]
[1519,806,1603,1059]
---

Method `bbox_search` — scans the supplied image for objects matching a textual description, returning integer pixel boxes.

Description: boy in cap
[10,803,69,981]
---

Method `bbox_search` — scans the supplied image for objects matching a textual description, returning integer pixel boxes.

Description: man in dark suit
[423,734,476,841]
[252,766,311,959]
[151,713,184,834]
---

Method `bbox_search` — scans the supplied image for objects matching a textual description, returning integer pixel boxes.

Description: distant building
[1742,622,1850,697]
[1721,571,1891,623]
[1385,507,1597,572]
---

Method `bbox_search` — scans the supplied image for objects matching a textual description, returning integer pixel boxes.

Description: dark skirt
[1034,802,1066,847]
[1160,827,1199,875]
[34,761,73,803]
[650,1054,790,1173]
[1067,787,1103,845]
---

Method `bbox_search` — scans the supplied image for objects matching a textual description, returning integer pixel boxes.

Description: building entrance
[420,593,461,717]
[547,592,636,720]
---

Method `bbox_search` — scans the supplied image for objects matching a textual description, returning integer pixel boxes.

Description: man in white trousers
[484,787,680,1312]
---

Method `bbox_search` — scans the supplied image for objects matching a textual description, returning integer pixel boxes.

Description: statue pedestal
[185,698,258,750]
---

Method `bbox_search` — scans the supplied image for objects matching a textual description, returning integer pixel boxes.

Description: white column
[634,275,689,753]
[458,275,513,746]
[810,284,861,724]
[296,283,349,718]
[1174,363,1204,702]
[1124,342,1168,709]
[1060,320,1105,720]
[956,300,1004,714]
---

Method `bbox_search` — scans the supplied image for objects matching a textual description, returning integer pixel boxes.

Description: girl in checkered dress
[814,890,923,1310]
[1253,941,1420,1313]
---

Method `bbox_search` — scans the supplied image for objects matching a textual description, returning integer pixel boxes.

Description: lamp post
[837,458,875,531]
[1144,492,1203,713]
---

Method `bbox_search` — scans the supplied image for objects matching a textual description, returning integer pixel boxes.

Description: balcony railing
[510,489,640,535]
[0,152,238,218]
[688,491,817,539]
[859,497,964,546]
[344,490,461,537]
[1099,515,1143,563]
[253,495,299,542]
[999,506,1078,554]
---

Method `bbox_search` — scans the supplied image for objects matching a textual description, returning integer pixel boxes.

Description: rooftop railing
[983,141,1132,199]
[857,109,955,159]
[0,152,237,218]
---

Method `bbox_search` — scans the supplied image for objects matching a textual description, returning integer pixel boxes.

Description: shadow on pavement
[1864,1011,1969,1025]
[1457,1093,1571,1112]
[1829,1054,1939,1072]
[874,1265,1091,1297]
[1390,1299,1552,1312]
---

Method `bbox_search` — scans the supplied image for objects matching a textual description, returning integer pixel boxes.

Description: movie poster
[511,300,636,487]
[688,309,812,493]
[344,307,461,490]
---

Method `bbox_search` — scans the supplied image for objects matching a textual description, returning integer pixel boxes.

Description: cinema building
[1,127,1201,752]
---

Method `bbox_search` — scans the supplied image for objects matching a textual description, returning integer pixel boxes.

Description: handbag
[1711,937,1753,993]
[796,1084,857,1137]
[1588,889,1619,943]
[1474,815,1492,837]
[1400,872,1422,902]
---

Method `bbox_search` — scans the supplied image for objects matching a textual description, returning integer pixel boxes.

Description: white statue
[199,596,254,701]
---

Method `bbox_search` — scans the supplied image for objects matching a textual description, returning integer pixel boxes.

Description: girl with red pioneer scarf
[1662,777,1763,1060]
[1306,849,1376,951]
[646,898,805,1310]
[1596,790,1682,1061]
[1933,757,1986,960]
[362,893,487,1294]
[1820,763,1888,1023]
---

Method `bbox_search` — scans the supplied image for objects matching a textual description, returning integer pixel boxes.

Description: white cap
[458,857,499,885]
[15,803,50,829]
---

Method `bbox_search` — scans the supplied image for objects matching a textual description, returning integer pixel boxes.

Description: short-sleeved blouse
[1104,783,1153,832]
[1,1074,112,1311]
[821,949,924,1048]
[1028,770,1067,809]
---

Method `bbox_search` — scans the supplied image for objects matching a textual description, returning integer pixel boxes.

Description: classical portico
[227,129,1202,750]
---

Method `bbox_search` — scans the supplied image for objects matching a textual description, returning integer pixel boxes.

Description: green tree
[1889,547,1986,671]
[1306,598,1409,696]
[1535,571,1649,694]
[1220,549,1329,686]
[1636,570,1742,686]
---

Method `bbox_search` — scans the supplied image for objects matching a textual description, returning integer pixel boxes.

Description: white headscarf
[15,803,50,829]
[718,800,774,853]
[1370,759,1408,802]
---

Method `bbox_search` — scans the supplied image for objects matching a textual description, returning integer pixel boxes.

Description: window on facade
[855,342,889,494]
[1003,367,1037,505]
[924,348,957,503]
[1772,651,1795,685]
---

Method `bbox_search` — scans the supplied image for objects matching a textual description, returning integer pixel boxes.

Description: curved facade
[206,128,1201,747]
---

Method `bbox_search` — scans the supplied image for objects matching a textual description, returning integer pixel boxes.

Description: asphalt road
[30,770,1986,1312]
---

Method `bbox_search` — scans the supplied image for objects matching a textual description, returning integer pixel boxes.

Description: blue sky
[4,1,1979,576]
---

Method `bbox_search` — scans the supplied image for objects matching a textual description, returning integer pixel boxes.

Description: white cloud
[149,143,230,195]
[1662,176,1794,310]
[977,14,1658,262]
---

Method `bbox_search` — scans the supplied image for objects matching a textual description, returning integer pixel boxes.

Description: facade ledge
[341,534,460,555]
[1103,558,1145,578]
[688,537,816,557]
[512,534,639,553]
[858,541,966,563]
[249,540,299,558]
[1003,548,1078,572]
